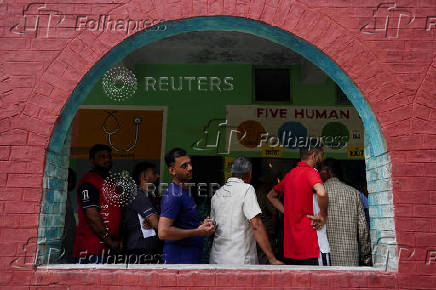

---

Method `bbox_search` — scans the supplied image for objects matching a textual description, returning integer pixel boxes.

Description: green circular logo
[321,122,349,150]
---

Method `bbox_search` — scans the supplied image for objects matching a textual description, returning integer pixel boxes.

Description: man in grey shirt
[209,156,283,265]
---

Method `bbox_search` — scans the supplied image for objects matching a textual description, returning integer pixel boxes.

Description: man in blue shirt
[158,148,215,264]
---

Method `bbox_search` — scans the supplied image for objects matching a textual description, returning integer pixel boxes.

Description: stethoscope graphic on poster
[101,111,142,152]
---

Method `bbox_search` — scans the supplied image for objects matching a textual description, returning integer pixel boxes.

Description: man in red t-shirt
[73,144,122,263]
[267,142,328,265]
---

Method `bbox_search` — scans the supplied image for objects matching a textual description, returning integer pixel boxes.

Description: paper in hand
[138,213,156,238]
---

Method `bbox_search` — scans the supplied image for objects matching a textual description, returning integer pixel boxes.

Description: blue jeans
[163,243,202,264]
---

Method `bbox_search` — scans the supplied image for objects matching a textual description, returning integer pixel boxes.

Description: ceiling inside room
[122,31,329,83]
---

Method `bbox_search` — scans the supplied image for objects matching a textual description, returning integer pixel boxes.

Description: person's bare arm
[142,213,160,230]
[314,183,328,216]
[158,216,215,240]
[146,213,159,229]
[307,183,328,229]
[267,189,284,214]
[250,215,283,265]
[84,207,119,249]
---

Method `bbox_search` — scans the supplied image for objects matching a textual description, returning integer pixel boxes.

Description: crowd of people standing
[68,143,371,267]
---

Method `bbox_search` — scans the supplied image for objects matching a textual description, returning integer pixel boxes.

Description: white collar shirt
[209,177,262,265]
[312,168,330,253]
[313,194,330,253]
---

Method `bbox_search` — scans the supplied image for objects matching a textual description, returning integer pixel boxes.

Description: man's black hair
[299,138,323,160]
[323,158,341,177]
[165,148,187,167]
[89,144,112,160]
[132,162,156,185]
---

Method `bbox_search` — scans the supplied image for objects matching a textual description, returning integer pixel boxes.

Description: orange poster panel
[70,109,163,160]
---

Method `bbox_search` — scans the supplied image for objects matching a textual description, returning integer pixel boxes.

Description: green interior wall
[83,63,343,156]
[290,65,339,106]
[85,64,251,155]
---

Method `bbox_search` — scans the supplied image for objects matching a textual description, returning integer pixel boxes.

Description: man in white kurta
[209,156,283,265]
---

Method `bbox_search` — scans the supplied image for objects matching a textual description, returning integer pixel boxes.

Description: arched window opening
[37,17,396,271]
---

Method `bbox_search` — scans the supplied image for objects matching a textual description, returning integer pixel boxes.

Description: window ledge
[38,264,385,271]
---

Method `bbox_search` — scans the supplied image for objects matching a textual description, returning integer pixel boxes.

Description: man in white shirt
[209,156,283,265]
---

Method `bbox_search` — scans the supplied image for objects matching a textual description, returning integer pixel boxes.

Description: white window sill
[38,264,384,271]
